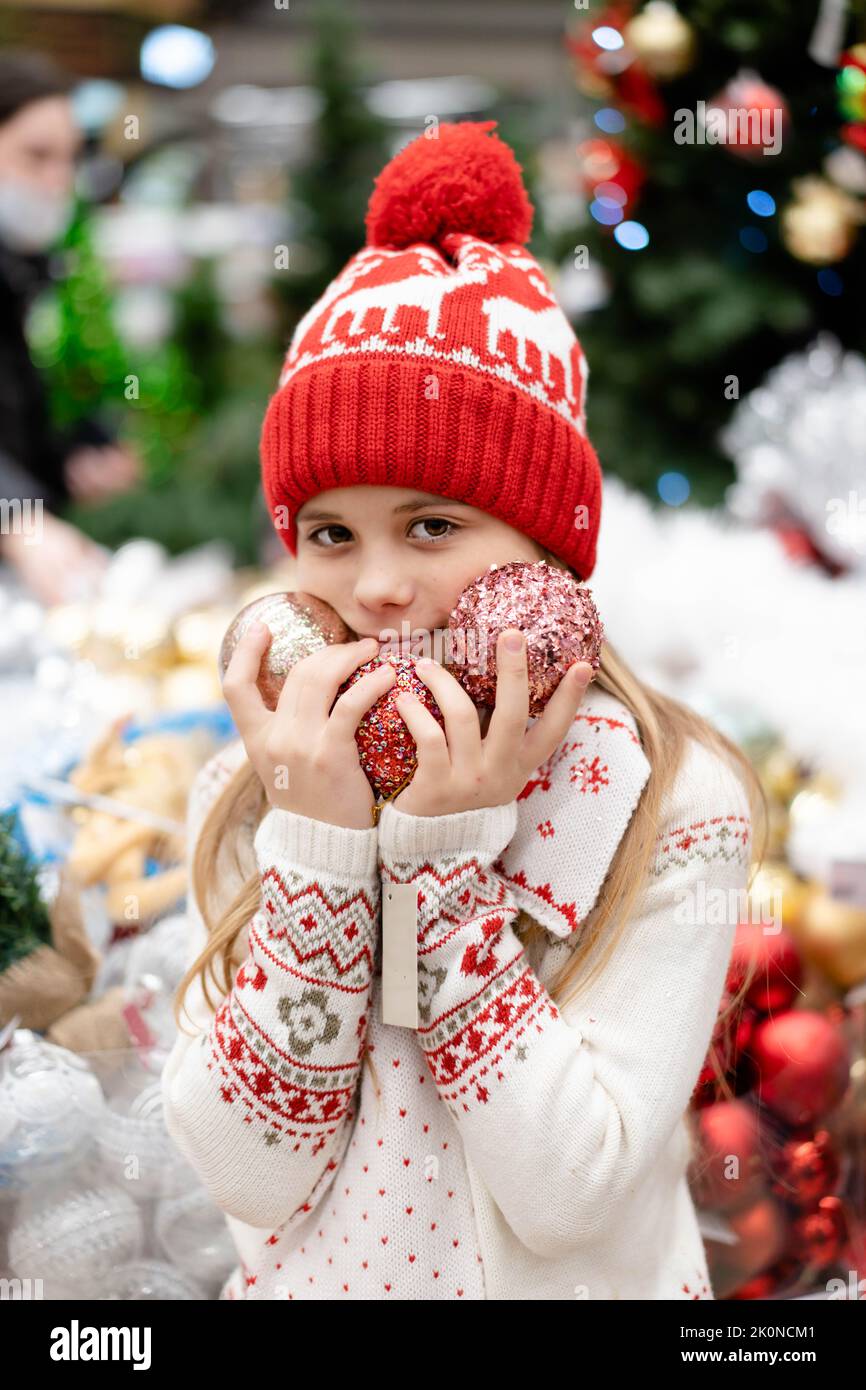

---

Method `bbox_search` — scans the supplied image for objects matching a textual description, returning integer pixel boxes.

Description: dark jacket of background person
[0,239,112,513]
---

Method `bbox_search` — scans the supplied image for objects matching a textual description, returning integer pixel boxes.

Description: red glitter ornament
[336,653,446,800]
[445,559,604,717]
[219,591,350,711]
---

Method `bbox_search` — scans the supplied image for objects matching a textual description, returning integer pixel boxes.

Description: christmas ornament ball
[711,1198,790,1294]
[336,652,446,799]
[9,1182,144,1286]
[726,922,803,1014]
[0,1030,105,1194]
[445,560,604,716]
[791,1195,848,1268]
[769,1130,841,1208]
[794,888,866,990]
[623,0,696,81]
[751,1010,851,1127]
[690,1098,765,1212]
[218,592,350,711]
[99,1259,206,1301]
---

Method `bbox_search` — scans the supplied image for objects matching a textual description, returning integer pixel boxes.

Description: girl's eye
[307,525,352,547]
[408,518,459,543]
[306,519,459,547]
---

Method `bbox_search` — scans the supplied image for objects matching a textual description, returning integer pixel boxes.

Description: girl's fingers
[274,637,380,733]
[221,623,274,744]
[522,662,594,771]
[482,630,531,763]
[408,657,481,770]
[393,686,451,775]
[328,660,398,733]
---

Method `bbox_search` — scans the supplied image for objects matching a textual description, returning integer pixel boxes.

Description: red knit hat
[260,120,603,579]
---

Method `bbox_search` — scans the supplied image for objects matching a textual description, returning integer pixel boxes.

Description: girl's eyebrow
[298,497,473,523]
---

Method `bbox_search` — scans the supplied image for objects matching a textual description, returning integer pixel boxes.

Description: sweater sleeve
[161,757,380,1231]
[376,743,752,1258]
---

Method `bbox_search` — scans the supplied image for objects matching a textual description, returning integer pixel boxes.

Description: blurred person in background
[0,50,140,605]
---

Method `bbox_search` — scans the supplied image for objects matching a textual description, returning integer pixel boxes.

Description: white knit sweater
[161,686,753,1300]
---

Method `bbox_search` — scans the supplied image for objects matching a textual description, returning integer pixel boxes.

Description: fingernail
[248,621,267,636]
[573,663,593,686]
[503,630,524,651]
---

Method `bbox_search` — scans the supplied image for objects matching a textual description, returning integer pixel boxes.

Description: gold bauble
[747,861,809,934]
[160,663,224,710]
[624,2,697,80]
[781,177,862,265]
[793,887,866,990]
[757,745,803,804]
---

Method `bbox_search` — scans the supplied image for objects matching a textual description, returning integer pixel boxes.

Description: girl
[162,121,767,1301]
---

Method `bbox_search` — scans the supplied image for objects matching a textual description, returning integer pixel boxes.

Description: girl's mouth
[377,632,430,658]
[348,626,443,660]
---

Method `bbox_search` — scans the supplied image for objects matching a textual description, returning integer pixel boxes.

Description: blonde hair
[173,545,768,1109]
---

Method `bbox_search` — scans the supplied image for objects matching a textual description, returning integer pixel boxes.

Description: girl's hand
[390,629,595,818]
[222,624,396,829]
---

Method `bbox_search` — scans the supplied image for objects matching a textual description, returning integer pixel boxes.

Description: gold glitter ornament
[218,592,350,711]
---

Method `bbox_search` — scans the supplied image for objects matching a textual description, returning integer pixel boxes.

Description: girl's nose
[353,571,414,612]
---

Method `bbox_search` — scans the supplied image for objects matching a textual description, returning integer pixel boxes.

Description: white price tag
[380,881,419,1028]
[828,859,866,908]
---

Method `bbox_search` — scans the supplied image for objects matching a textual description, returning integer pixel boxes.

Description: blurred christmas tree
[30,198,127,432]
[271,0,391,334]
[560,0,866,504]
[0,809,51,973]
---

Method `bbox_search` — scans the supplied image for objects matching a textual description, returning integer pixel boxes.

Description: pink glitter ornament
[336,653,446,799]
[219,592,350,711]
[445,559,604,717]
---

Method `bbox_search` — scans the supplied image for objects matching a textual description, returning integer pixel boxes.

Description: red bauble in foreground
[445,559,604,716]
[726,922,803,1015]
[705,1197,790,1298]
[336,653,446,799]
[219,592,349,711]
[751,1010,850,1127]
[690,1098,765,1212]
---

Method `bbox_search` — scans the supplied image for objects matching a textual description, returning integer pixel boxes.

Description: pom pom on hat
[365,119,534,253]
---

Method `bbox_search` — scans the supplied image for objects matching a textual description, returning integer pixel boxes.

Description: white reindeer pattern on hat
[276,233,587,432]
[317,240,499,343]
[482,298,584,416]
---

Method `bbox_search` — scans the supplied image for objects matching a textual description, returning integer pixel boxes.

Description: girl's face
[294,485,545,649]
